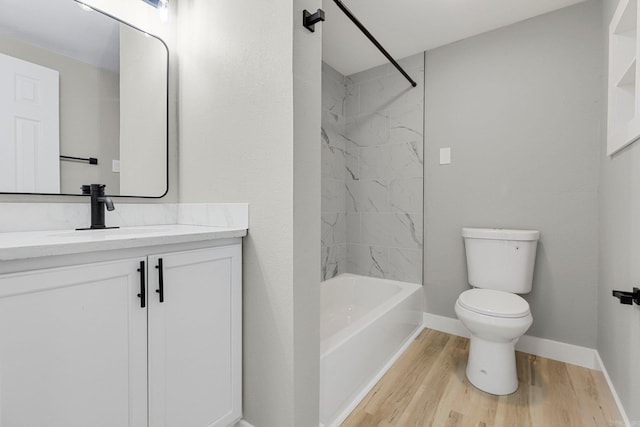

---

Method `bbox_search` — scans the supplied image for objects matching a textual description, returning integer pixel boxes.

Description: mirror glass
[0,0,168,197]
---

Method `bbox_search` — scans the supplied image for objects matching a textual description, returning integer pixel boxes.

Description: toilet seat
[458,289,530,318]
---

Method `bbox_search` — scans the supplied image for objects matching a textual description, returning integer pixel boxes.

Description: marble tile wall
[344,53,425,284]
[321,62,348,280]
[321,54,424,284]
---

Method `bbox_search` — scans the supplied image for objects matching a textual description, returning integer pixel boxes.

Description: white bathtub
[319,274,423,426]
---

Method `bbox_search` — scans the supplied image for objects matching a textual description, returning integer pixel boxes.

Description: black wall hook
[303,9,325,32]
[612,287,640,305]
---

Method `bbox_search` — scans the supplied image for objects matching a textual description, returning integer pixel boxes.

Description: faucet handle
[91,184,106,196]
[81,185,91,195]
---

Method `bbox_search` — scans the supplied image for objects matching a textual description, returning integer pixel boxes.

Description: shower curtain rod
[333,0,417,88]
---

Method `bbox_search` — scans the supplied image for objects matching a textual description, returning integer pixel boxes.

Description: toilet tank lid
[462,228,540,241]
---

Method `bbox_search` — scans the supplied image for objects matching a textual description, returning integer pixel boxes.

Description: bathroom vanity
[1,0,243,424]
[0,225,245,427]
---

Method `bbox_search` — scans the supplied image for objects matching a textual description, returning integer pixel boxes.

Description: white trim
[595,351,632,427]
[234,420,255,427]
[322,325,424,427]
[516,334,597,370]
[423,312,470,338]
[423,313,598,370]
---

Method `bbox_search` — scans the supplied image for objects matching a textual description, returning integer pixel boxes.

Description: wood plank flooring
[341,328,623,427]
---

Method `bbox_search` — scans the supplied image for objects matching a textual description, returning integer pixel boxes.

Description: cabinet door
[148,245,242,427]
[0,259,148,427]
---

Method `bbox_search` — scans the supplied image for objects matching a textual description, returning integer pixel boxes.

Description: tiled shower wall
[321,63,348,280]
[321,54,424,284]
[345,53,424,284]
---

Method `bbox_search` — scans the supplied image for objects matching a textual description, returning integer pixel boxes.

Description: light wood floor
[341,328,623,427]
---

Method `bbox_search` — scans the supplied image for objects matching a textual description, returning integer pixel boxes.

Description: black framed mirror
[0,0,169,197]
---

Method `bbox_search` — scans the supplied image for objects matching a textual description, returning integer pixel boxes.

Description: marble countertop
[0,224,247,261]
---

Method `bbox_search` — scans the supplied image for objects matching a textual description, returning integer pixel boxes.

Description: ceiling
[322,0,588,76]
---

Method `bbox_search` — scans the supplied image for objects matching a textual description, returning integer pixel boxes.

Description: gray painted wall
[423,1,602,347]
[599,0,640,423]
[293,2,322,422]
[119,25,167,197]
[178,0,321,425]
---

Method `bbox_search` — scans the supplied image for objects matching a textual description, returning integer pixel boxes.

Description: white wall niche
[607,0,640,155]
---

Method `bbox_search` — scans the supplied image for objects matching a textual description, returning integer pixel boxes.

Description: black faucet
[77,184,119,230]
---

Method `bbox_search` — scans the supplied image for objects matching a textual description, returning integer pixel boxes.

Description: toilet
[455,227,540,395]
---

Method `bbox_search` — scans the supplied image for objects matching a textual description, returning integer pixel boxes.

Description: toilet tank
[462,228,540,294]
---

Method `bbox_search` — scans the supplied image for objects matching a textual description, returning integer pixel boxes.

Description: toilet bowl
[456,227,539,395]
[455,288,532,395]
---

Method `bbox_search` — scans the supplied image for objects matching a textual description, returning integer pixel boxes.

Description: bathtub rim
[320,273,422,358]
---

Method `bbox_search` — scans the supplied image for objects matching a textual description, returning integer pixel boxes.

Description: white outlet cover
[112,160,120,173]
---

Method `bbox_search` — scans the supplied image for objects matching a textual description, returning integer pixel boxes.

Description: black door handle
[155,258,164,303]
[137,260,146,308]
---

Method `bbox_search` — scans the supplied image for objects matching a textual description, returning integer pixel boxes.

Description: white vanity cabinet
[0,242,242,427]
[0,258,148,427]
[147,245,242,427]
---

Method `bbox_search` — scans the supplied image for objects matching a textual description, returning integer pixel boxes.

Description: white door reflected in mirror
[0,53,60,193]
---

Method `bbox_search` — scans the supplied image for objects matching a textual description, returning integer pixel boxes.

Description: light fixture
[141,0,169,23]
[159,0,169,23]
[75,1,94,12]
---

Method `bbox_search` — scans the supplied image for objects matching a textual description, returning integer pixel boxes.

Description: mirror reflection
[0,0,168,197]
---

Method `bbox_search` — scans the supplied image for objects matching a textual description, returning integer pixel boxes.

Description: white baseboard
[516,334,597,370]
[595,351,632,427]
[235,420,255,427]
[423,312,598,370]
[423,312,471,339]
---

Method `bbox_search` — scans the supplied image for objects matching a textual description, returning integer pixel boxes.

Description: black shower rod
[333,0,417,88]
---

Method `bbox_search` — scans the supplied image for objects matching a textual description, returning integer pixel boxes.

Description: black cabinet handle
[155,258,164,303]
[137,261,146,308]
